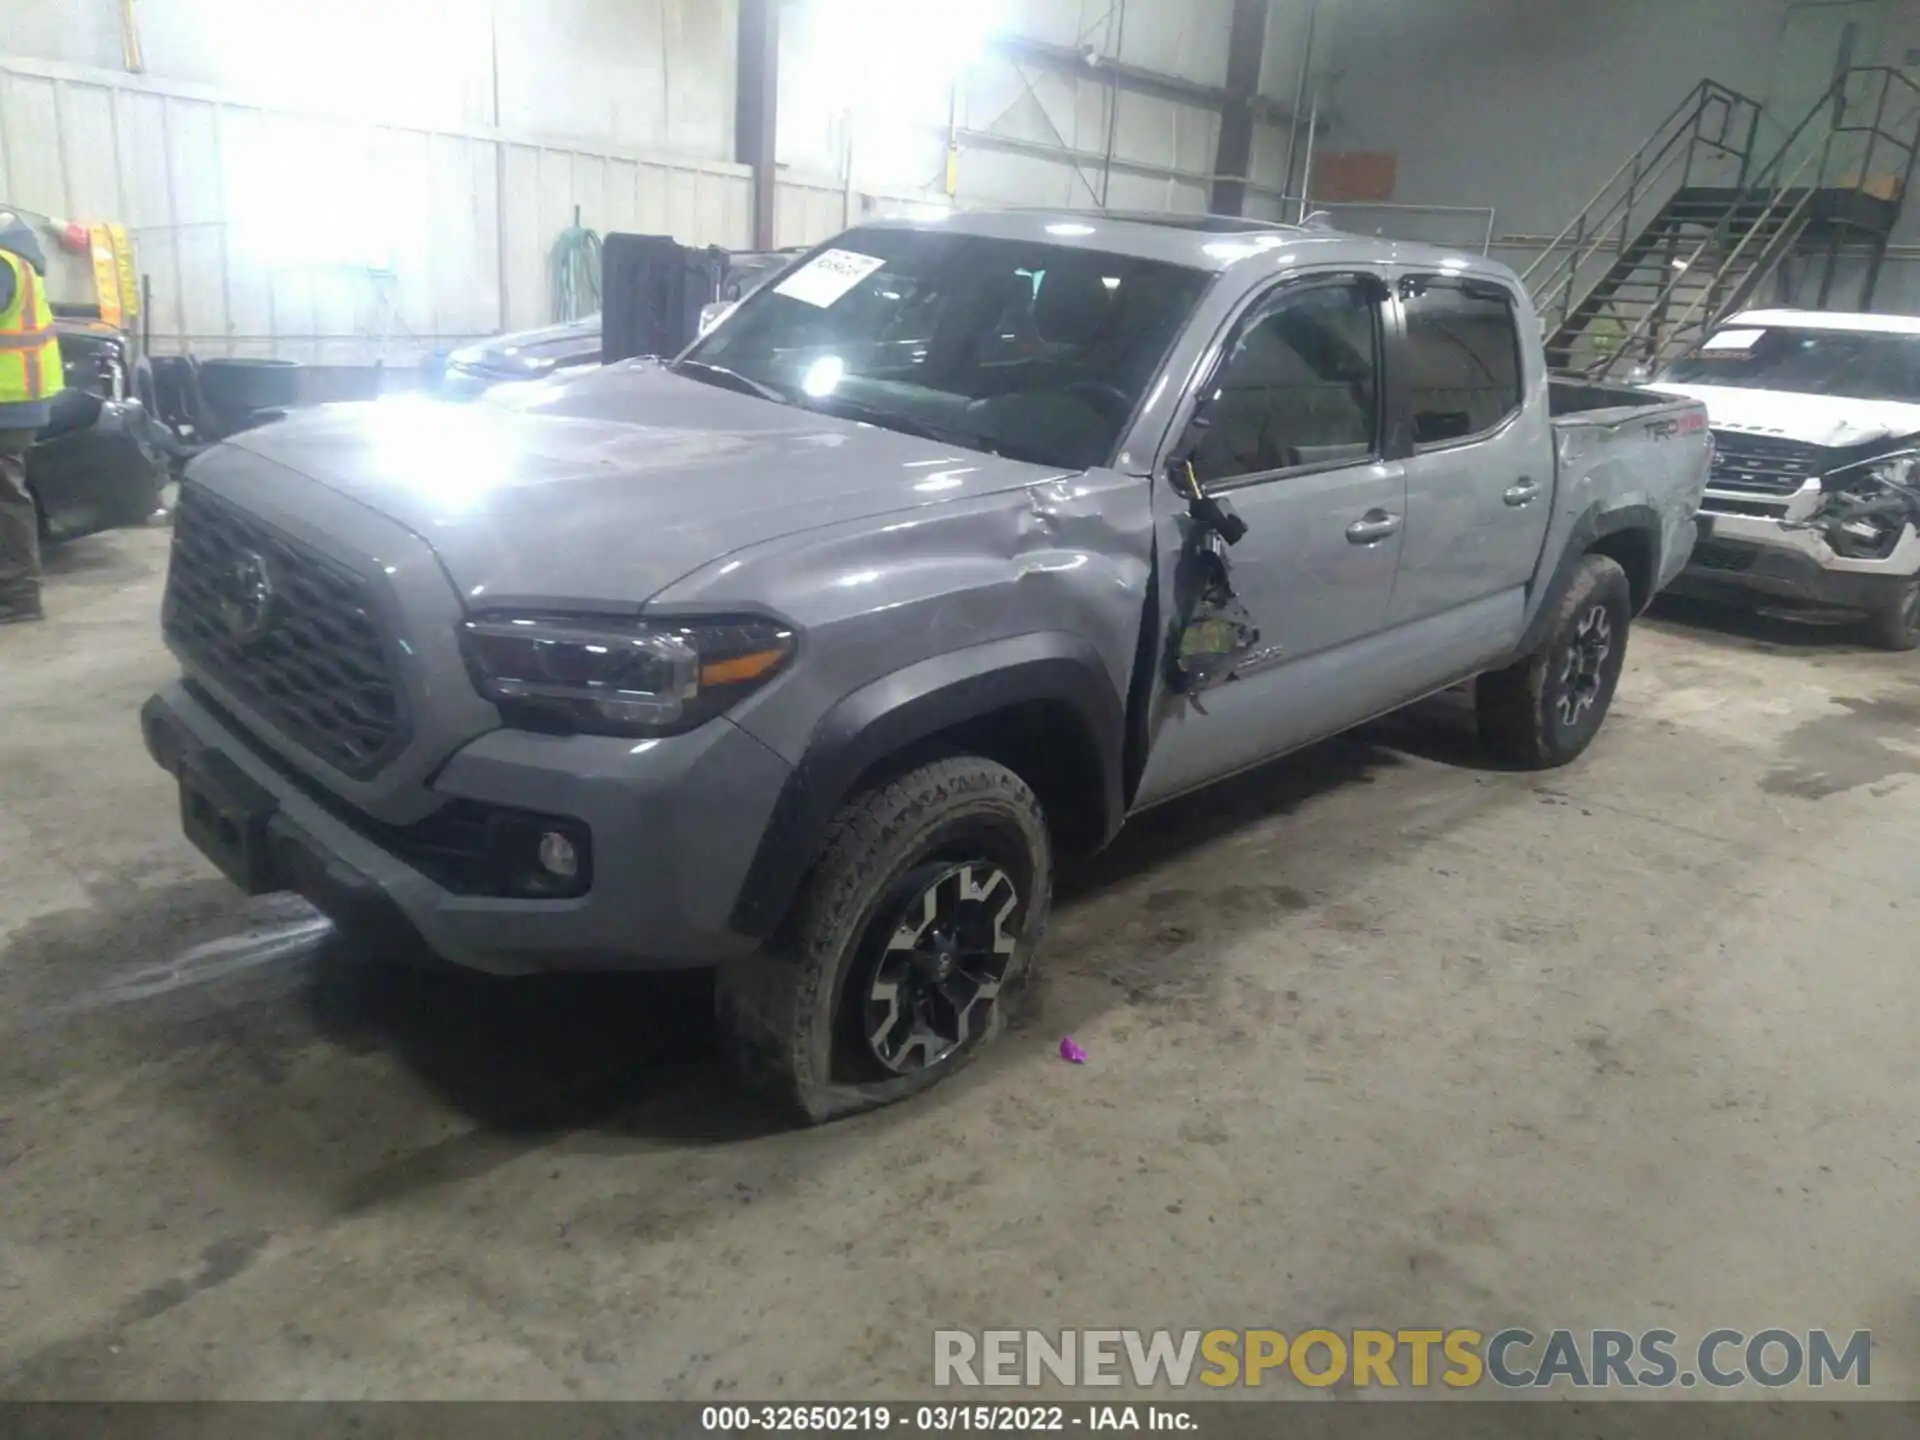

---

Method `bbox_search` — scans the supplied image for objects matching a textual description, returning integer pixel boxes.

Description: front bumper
[1672,505,1920,612]
[141,681,793,974]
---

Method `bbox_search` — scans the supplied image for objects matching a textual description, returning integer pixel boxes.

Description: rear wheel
[715,756,1052,1125]
[1478,553,1633,769]
[1863,579,1920,652]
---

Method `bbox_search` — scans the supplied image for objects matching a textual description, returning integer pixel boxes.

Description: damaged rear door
[1133,271,1409,806]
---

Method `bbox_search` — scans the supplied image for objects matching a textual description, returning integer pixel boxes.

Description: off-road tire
[1863,579,1920,652]
[715,756,1053,1126]
[1477,553,1633,769]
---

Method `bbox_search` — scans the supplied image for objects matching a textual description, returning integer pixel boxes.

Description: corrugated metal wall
[1,0,1322,366]
[0,55,755,365]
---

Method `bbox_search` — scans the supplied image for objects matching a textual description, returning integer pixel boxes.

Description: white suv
[1651,309,1920,649]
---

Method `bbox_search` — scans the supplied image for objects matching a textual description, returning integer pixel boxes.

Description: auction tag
[1701,328,1764,352]
[774,248,887,308]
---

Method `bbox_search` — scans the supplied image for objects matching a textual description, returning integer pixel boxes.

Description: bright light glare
[917,477,965,493]
[803,356,847,397]
[1047,223,1097,237]
[1202,236,1290,263]
[805,0,1010,178]
[224,120,398,268]
[362,395,517,509]
[817,0,1007,74]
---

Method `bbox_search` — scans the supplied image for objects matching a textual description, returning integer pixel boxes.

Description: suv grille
[163,485,405,777]
[1708,430,1828,497]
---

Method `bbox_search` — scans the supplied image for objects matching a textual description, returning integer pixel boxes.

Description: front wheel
[1862,578,1920,652]
[1477,553,1633,769]
[715,756,1053,1125]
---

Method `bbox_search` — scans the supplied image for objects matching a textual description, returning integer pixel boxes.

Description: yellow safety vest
[0,249,64,413]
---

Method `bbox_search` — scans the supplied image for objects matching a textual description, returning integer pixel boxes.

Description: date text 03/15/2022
[701,1404,1195,1431]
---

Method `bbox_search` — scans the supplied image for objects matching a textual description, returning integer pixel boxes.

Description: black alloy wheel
[858,861,1021,1076]
[1556,602,1615,729]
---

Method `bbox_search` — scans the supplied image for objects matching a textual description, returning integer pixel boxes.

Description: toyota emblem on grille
[221,550,279,643]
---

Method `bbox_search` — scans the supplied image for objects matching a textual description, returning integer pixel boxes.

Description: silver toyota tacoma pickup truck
[142,211,1710,1121]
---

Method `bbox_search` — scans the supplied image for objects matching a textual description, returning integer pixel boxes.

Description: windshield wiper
[671,358,792,405]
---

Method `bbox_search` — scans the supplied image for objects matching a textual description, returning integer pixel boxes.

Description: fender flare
[728,632,1126,939]
[1511,503,1663,662]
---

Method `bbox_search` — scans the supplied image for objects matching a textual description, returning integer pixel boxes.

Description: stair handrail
[1522,79,1766,333]
[1661,185,1822,366]
[1598,147,1823,376]
[1595,74,1853,376]
[1829,64,1920,195]
[1541,140,1692,321]
[1550,65,1920,379]
[1520,79,1732,283]
[1652,66,1920,354]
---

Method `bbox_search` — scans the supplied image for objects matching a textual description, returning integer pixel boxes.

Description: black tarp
[599,234,728,364]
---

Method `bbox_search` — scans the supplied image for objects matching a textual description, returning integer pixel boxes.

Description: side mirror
[697,301,735,337]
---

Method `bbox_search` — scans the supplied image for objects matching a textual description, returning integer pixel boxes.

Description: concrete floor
[0,525,1915,1401]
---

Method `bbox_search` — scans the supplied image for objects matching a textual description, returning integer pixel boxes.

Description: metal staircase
[1524,67,1920,379]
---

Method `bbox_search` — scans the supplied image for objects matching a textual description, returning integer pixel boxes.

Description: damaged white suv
[1651,309,1920,649]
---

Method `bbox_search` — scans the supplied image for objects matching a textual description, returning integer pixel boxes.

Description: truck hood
[1645,381,1920,449]
[221,363,1066,609]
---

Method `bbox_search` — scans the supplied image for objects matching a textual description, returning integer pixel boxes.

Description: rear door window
[1401,279,1524,446]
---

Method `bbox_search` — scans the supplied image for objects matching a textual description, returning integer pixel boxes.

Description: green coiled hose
[549,207,603,322]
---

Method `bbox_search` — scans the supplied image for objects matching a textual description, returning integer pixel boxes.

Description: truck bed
[1538,378,1712,605]
[1547,377,1691,423]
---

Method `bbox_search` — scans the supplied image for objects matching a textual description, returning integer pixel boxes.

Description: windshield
[1660,326,1920,403]
[677,228,1212,469]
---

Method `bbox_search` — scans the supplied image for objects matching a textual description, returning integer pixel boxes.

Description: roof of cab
[1722,308,1920,337]
[849,207,1517,286]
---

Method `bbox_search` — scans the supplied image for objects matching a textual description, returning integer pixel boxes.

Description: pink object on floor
[1059,1036,1088,1064]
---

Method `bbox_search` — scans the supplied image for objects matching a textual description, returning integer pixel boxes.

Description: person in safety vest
[0,209,62,624]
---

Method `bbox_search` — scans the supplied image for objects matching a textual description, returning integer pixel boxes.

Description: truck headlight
[460,615,795,736]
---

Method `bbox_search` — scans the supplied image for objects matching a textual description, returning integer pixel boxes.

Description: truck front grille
[1708,430,1828,497]
[163,485,406,778]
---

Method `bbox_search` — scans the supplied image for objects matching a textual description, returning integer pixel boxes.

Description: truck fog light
[537,830,580,880]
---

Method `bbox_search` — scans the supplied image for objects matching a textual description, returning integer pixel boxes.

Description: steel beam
[990,34,1299,128]
[1211,0,1273,215]
[735,0,779,250]
[954,128,1212,190]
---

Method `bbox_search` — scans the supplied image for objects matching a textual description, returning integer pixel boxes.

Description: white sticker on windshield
[1702,328,1765,352]
[774,249,888,308]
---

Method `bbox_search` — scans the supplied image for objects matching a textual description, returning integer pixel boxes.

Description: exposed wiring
[549,207,602,323]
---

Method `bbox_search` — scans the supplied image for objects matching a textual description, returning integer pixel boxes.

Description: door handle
[1504,478,1541,507]
[1346,511,1402,545]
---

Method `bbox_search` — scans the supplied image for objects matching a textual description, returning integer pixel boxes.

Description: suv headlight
[1808,449,1920,560]
[461,615,795,736]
